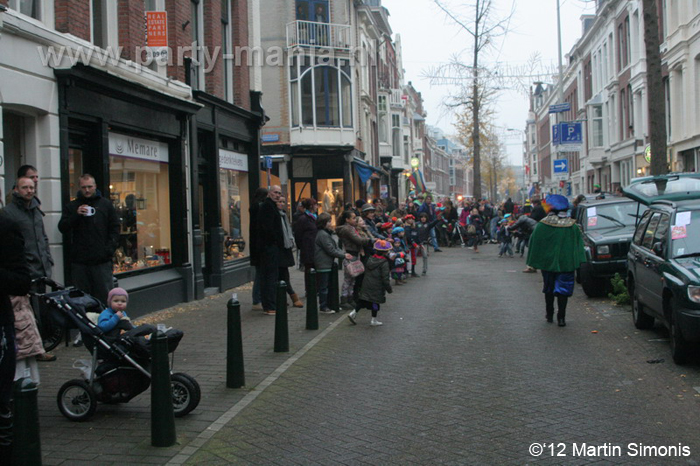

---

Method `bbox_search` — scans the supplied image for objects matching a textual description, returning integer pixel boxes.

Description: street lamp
[410,157,420,169]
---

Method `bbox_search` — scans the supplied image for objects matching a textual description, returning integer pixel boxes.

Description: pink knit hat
[107,287,129,307]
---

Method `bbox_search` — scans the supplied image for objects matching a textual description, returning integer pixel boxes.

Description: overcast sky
[380,0,597,165]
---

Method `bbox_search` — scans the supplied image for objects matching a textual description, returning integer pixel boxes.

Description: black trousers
[259,246,280,311]
[545,293,568,320]
[71,261,113,305]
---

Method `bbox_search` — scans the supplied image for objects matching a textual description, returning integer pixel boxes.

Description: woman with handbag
[314,213,353,313]
[336,210,371,310]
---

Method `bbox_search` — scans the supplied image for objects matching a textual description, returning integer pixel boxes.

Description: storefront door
[197,132,217,288]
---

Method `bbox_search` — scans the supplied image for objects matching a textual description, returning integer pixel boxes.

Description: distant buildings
[523,0,700,196]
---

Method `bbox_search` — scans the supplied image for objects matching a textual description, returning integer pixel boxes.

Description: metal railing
[286,21,352,51]
[390,89,405,108]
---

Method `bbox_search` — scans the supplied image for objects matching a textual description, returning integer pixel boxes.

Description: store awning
[352,158,383,184]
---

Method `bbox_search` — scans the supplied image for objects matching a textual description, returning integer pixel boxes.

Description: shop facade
[191,91,264,297]
[56,64,200,316]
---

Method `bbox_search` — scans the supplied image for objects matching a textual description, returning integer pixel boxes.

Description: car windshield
[672,210,700,258]
[584,202,645,231]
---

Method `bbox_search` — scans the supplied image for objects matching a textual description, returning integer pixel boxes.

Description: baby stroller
[37,279,200,422]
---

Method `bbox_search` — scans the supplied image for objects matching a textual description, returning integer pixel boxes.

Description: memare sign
[109,132,169,163]
[219,149,248,172]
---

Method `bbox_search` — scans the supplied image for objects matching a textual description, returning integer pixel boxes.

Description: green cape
[526,214,587,273]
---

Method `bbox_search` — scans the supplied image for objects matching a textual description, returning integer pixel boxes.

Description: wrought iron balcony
[286,21,352,51]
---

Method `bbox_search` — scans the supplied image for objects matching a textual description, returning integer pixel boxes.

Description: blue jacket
[98,307,129,333]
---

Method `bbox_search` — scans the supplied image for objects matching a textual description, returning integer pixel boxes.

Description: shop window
[317,179,344,225]
[108,134,171,274]
[219,149,249,261]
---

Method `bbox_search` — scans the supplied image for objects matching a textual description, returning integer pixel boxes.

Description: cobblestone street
[36,245,700,464]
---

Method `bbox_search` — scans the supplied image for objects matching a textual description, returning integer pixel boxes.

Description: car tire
[630,280,654,330]
[669,304,690,365]
[580,265,607,298]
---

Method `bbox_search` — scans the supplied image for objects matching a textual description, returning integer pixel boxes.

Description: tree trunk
[642,0,668,175]
[471,0,482,199]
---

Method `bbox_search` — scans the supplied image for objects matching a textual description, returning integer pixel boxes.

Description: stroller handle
[29,276,64,292]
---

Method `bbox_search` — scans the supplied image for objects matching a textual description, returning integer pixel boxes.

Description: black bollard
[12,378,41,466]
[226,296,245,388]
[274,281,289,352]
[151,330,176,447]
[306,269,319,330]
[329,262,340,311]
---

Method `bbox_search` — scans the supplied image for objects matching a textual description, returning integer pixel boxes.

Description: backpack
[467,224,477,235]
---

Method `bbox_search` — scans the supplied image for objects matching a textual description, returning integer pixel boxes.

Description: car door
[643,212,671,313]
[634,212,661,310]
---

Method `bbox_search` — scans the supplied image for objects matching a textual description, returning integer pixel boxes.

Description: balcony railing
[390,89,405,108]
[286,21,352,51]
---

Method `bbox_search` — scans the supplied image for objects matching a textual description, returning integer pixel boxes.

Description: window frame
[290,57,353,129]
[222,0,234,103]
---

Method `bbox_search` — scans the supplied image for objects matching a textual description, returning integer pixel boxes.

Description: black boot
[557,295,568,327]
[545,293,554,323]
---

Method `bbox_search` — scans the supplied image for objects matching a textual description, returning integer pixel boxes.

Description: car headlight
[597,245,610,255]
[689,286,700,304]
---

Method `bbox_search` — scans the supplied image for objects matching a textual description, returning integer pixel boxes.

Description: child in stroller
[37,280,200,421]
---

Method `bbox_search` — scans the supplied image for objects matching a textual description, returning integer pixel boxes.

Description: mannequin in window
[333,189,343,216]
[323,187,335,215]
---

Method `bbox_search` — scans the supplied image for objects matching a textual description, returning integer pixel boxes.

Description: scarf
[279,210,295,249]
[305,210,318,220]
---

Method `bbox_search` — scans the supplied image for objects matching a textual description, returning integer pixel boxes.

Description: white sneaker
[370,318,383,326]
[348,310,357,325]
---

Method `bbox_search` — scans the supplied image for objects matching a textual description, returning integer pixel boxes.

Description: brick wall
[117,0,145,62]
[55,0,91,41]
[232,0,250,110]
[204,0,223,97]
[165,0,191,83]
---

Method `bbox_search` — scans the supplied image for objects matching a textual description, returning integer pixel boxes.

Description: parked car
[624,173,700,364]
[573,196,646,297]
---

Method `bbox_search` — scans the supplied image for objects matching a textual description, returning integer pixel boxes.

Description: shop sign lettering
[219,149,248,172]
[109,132,169,163]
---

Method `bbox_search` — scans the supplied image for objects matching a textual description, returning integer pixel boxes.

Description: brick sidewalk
[34,266,338,465]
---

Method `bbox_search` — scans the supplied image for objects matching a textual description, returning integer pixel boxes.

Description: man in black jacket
[58,174,120,305]
[0,214,31,461]
[257,185,285,315]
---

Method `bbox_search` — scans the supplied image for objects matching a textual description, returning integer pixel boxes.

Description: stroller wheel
[40,318,65,352]
[57,379,97,421]
[171,373,201,417]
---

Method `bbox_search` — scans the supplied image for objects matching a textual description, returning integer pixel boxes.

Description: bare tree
[430,0,513,199]
[642,0,668,176]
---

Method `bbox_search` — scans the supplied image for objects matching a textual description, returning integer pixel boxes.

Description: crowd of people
[248,188,454,325]
[248,186,587,329]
